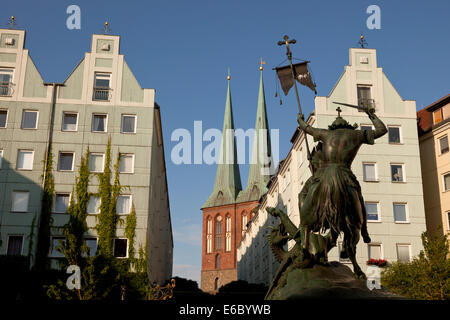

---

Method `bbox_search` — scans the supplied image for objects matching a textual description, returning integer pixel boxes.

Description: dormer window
[93,73,111,101]
[0,69,14,96]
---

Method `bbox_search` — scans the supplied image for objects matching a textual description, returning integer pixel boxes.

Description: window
[50,237,66,257]
[0,69,13,96]
[225,216,231,252]
[0,149,3,168]
[357,86,372,110]
[93,73,111,101]
[365,202,380,221]
[388,126,401,144]
[11,191,29,212]
[7,235,23,255]
[362,163,376,181]
[368,244,382,260]
[121,115,136,133]
[54,193,70,213]
[396,244,411,263]
[0,110,7,127]
[242,214,248,235]
[444,173,450,192]
[17,150,34,170]
[58,152,74,171]
[433,108,443,125]
[391,164,404,182]
[87,196,101,214]
[215,216,222,250]
[89,153,104,173]
[119,154,134,173]
[207,217,212,254]
[113,238,128,258]
[393,203,408,222]
[21,110,38,129]
[62,112,78,131]
[338,241,350,263]
[116,195,131,215]
[92,114,107,132]
[215,254,221,269]
[360,125,373,132]
[84,238,98,257]
[439,135,449,155]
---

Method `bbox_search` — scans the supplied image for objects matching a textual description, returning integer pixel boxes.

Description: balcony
[92,87,112,101]
[0,82,14,97]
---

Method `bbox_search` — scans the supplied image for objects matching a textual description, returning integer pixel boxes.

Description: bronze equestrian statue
[267,106,387,280]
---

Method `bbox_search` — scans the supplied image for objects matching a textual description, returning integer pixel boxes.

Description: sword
[332,101,374,113]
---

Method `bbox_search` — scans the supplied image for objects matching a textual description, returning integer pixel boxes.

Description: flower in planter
[366,259,388,267]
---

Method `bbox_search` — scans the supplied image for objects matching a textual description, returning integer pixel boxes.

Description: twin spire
[203,66,272,208]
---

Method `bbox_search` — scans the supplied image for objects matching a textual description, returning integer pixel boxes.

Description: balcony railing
[92,87,112,101]
[0,82,14,97]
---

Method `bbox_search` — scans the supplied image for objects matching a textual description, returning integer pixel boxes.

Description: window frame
[87,195,101,215]
[113,238,128,258]
[443,172,450,192]
[118,153,135,174]
[368,243,384,260]
[11,190,30,213]
[88,152,105,173]
[116,194,132,215]
[21,110,39,130]
[360,124,374,132]
[121,114,137,134]
[365,201,381,222]
[362,162,378,182]
[438,135,449,155]
[84,238,98,257]
[93,73,112,102]
[16,149,34,171]
[91,113,108,133]
[58,151,75,172]
[396,243,411,263]
[393,202,409,223]
[357,85,372,111]
[390,163,406,183]
[49,236,66,258]
[0,109,8,128]
[61,112,79,132]
[53,192,71,214]
[6,235,24,256]
[0,68,14,96]
[387,125,402,144]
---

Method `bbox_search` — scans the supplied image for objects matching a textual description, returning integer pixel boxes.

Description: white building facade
[237,48,427,286]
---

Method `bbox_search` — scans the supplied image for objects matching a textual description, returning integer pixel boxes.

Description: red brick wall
[201,200,258,292]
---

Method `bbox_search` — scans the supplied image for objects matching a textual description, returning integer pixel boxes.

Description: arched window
[215,254,221,269]
[215,216,222,250]
[225,215,231,252]
[206,217,212,253]
[242,213,248,236]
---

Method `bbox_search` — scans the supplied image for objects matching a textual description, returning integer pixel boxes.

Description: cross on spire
[7,16,16,29]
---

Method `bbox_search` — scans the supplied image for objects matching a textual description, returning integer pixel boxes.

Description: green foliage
[35,145,55,271]
[381,229,450,300]
[125,204,137,258]
[96,138,122,256]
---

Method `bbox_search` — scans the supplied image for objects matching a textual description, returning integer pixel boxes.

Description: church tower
[201,67,272,292]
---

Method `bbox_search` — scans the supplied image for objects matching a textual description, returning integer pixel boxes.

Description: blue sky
[4,0,449,284]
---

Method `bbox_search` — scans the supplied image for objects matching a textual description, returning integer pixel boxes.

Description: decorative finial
[7,16,17,29]
[358,34,368,48]
[336,106,342,117]
[227,67,231,80]
[259,57,266,71]
[103,21,111,34]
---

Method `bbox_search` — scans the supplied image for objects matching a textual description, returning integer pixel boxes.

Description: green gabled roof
[237,69,272,203]
[202,79,242,209]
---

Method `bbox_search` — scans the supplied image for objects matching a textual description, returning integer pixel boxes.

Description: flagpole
[278,35,314,175]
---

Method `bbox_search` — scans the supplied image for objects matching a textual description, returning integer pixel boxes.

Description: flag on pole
[275,61,317,95]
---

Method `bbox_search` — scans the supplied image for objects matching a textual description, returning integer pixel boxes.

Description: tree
[381,229,450,300]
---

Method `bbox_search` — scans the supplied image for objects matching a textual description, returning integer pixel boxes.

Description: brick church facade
[201,68,272,292]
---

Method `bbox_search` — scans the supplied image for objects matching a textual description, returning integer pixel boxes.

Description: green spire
[203,77,242,208]
[237,68,272,203]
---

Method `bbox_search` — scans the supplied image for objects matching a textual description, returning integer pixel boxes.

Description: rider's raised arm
[367,109,387,139]
[297,113,328,142]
